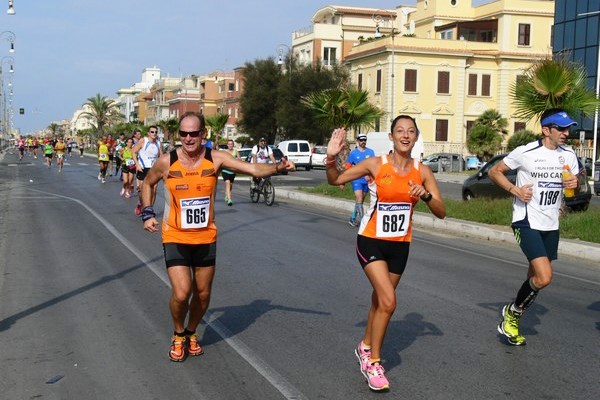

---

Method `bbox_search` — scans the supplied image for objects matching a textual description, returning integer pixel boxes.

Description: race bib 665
[180,197,210,229]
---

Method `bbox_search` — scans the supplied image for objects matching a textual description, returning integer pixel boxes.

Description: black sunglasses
[149,130,158,133]
[179,130,202,138]
[357,138,367,142]
[546,124,570,132]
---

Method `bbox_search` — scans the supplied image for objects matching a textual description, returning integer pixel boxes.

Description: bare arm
[214,150,294,177]
[489,160,533,203]
[132,140,143,171]
[417,165,446,219]
[141,154,169,232]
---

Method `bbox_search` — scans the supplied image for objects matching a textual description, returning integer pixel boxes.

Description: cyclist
[251,137,276,189]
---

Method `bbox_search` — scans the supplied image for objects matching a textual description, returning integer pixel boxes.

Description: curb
[277,188,600,263]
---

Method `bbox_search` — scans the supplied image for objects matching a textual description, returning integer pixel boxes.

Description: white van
[276,140,312,170]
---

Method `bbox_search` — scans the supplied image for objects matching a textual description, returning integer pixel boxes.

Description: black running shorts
[356,235,410,275]
[163,242,217,268]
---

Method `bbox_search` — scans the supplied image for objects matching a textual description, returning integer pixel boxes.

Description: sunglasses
[179,130,202,138]
[357,138,367,142]
[149,130,157,133]
[546,124,569,132]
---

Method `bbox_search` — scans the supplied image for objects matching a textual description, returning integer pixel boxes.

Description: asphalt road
[1,152,599,400]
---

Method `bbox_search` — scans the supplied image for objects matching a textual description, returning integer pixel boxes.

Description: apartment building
[298,1,554,155]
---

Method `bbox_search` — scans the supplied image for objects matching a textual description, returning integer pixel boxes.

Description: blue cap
[540,111,577,128]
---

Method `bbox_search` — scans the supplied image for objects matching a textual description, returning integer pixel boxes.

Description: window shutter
[468,74,477,96]
[436,119,448,141]
[405,69,417,92]
[438,71,450,94]
[482,74,491,96]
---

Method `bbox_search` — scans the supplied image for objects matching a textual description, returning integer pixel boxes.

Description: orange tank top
[162,149,218,244]
[358,155,422,242]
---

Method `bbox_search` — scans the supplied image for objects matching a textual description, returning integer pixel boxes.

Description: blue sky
[4,0,492,134]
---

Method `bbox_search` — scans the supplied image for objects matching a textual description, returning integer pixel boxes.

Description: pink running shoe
[366,362,390,391]
[135,203,142,216]
[354,341,371,378]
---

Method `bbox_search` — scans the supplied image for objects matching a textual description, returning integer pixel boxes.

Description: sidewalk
[277,188,600,263]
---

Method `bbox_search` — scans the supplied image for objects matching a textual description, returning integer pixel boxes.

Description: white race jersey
[503,140,579,231]
[137,137,161,168]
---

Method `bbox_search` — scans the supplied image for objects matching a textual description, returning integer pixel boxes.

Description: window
[468,74,477,96]
[299,142,310,152]
[376,69,382,92]
[404,69,417,92]
[440,30,453,40]
[436,119,448,141]
[228,83,235,92]
[518,23,530,46]
[358,73,363,90]
[437,71,450,94]
[481,74,491,96]
[514,122,526,133]
[289,143,298,152]
[323,47,337,66]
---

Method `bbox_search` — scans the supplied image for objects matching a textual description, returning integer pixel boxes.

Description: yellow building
[344,0,554,155]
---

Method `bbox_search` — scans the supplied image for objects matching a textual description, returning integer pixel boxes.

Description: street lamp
[0,31,15,53]
[7,0,15,15]
[0,56,14,142]
[373,11,397,123]
[277,44,292,83]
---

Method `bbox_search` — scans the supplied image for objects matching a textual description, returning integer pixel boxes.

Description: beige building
[297,0,554,155]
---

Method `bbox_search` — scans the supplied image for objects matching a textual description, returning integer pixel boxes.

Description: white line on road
[25,187,308,400]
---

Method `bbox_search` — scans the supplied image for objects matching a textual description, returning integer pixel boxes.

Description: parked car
[462,153,592,211]
[465,155,482,170]
[422,153,465,172]
[277,140,312,170]
[311,145,327,168]
[237,147,252,162]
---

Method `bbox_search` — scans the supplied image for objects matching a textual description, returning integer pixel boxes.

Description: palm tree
[47,122,61,137]
[301,87,384,167]
[79,93,123,140]
[511,57,600,122]
[205,113,229,147]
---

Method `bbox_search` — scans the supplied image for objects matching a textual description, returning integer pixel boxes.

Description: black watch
[421,192,433,202]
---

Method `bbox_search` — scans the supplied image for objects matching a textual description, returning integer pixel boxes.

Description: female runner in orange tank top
[325,115,446,391]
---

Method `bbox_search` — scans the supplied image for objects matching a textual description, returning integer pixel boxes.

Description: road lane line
[26,187,308,400]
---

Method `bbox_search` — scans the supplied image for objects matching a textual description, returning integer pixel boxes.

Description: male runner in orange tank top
[141,112,295,362]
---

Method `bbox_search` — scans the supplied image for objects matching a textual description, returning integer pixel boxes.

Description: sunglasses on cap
[179,130,202,138]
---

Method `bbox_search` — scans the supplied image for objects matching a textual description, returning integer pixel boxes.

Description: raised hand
[327,128,347,158]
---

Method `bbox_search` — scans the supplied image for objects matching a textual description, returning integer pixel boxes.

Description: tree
[157,118,179,148]
[507,129,538,151]
[47,122,61,136]
[276,63,346,144]
[238,59,281,143]
[205,113,229,147]
[466,109,508,161]
[79,93,123,140]
[302,86,384,167]
[511,56,600,122]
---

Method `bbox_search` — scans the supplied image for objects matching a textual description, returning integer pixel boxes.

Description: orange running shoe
[187,333,204,356]
[169,334,187,362]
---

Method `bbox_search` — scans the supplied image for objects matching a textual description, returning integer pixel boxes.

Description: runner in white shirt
[133,126,162,215]
[489,108,579,346]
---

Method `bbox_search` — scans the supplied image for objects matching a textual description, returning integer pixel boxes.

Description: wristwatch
[421,191,433,202]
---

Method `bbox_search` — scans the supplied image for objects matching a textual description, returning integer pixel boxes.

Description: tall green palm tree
[79,93,123,140]
[47,122,61,136]
[205,113,229,147]
[466,109,508,161]
[511,57,600,122]
[301,87,384,167]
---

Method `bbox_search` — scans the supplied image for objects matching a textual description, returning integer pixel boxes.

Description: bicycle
[250,176,275,206]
